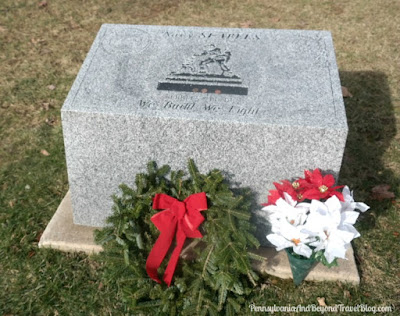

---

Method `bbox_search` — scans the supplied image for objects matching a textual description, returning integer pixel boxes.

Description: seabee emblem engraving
[157,44,248,95]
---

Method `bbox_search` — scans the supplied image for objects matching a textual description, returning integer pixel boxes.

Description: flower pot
[285,249,317,285]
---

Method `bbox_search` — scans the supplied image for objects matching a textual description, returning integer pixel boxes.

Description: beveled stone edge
[38,190,103,254]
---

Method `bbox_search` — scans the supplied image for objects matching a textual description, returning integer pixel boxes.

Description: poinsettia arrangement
[260,169,369,266]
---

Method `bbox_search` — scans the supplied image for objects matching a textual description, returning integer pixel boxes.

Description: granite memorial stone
[61,24,347,227]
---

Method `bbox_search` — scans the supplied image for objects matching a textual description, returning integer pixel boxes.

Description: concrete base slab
[38,191,102,254]
[39,191,360,284]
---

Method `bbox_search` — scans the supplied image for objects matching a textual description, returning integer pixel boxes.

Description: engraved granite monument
[61,24,348,227]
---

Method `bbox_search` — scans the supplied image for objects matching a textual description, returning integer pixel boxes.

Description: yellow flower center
[291,238,301,246]
[292,181,300,189]
[297,194,303,200]
[319,185,328,193]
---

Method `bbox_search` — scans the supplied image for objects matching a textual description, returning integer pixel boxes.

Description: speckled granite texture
[61,24,348,227]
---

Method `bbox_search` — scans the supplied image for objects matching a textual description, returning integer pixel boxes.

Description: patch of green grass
[1,0,400,314]
[0,126,122,315]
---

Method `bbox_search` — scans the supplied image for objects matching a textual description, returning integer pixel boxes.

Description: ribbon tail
[163,227,186,287]
[146,224,176,284]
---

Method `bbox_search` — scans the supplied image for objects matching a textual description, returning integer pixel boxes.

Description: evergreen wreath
[95,159,262,315]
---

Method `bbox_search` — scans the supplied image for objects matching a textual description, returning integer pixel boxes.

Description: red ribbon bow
[146,192,207,286]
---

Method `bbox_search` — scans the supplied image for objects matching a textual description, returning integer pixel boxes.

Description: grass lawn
[1,0,400,314]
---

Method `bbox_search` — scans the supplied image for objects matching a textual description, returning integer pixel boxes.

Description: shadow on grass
[340,71,398,259]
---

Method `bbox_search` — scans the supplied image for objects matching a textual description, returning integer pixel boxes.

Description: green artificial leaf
[247,251,265,262]
[135,173,145,194]
[135,233,144,249]
[115,236,126,246]
[136,299,162,308]
[123,248,130,266]
[218,285,228,311]
[232,281,244,295]
[157,164,171,177]
[147,161,157,175]
[188,158,202,192]
[245,232,261,248]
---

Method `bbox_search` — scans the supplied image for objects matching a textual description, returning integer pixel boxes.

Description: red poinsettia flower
[301,168,344,201]
[262,189,282,206]
[263,179,307,206]
[275,180,297,199]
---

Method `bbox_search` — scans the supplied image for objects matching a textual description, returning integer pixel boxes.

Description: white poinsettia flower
[338,222,360,240]
[261,193,310,226]
[339,209,361,239]
[302,196,358,263]
[267,219,314,258]
[324,240,351,264]
[341,186,370,213]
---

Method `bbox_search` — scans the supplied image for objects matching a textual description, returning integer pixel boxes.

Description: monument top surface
[62,24,347,129]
